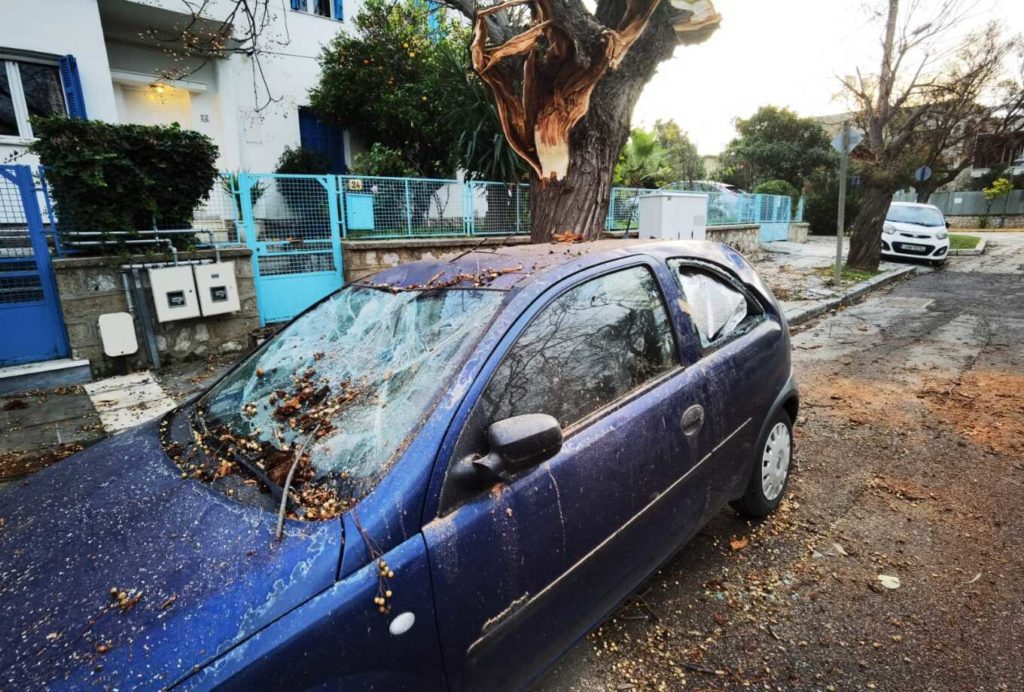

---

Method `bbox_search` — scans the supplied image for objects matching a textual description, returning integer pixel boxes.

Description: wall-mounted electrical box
[638,192,709,241]
[193,261,241,317]
[149,265,200,322]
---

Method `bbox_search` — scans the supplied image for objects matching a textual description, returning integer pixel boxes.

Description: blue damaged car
[0,239,797,690]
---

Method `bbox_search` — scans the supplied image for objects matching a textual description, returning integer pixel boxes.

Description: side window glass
[669,261,761,348]
[479,266,676,429]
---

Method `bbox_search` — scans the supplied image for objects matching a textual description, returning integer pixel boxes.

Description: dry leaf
[877,574,900,590]
[833,542,848,556]
[729,536,749,551]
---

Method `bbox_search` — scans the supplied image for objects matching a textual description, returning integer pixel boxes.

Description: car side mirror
[453,414,563,487]
[945,220,950,229]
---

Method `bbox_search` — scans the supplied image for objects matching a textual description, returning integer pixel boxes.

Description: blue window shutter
[333,0,343,20]
[59,55,87,119]
[290,0,307,10]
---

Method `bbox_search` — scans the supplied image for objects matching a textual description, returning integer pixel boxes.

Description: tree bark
[846,182,893,271]
[528,4,678,241]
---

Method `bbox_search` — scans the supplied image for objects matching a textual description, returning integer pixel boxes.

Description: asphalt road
[536,233,1024,691]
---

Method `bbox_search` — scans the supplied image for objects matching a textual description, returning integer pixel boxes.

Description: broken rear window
[197,286,503,507]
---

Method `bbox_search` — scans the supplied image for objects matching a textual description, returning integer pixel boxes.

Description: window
[0,57,71,139]
[478,266,677,430]
[669,261,762,348]
[291,0,343,20]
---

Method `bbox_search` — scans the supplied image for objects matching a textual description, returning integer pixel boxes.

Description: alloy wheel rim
[761,422,791,501]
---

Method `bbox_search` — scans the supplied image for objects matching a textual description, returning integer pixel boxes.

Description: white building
[0,0,365,173]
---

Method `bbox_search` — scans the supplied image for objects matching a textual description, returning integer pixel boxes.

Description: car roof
[355,239,761,294]
[889,201,941,210]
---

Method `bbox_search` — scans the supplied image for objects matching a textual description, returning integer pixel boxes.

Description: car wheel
[930,259,946,267]
[731,410,793,519]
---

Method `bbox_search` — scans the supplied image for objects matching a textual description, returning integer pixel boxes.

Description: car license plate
[902,244,926,251]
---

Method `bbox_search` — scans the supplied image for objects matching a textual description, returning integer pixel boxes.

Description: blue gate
[238,173,344,325]
[752,194,792,242]
[0,165,69,366]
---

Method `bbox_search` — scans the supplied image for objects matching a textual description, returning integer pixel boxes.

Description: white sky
[633,0,1024,154]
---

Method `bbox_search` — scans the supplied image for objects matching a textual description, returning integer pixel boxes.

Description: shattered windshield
[886,205,944,227]
[189,286,503,515]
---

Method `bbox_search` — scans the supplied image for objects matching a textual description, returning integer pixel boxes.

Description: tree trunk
[527,4,678,241]
[528,109,623,240]
[846,182,893,271]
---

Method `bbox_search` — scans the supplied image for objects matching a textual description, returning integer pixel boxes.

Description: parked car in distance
[881,201,950,266]
[0,240,798,691]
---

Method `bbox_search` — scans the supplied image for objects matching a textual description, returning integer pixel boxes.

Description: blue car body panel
[0,240,795,690]
[0,420,342,689]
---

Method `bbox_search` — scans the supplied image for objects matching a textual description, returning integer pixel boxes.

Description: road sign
[831,127,864,154]
[914,165,932,182]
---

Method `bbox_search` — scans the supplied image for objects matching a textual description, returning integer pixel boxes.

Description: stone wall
[705,224,761,255]
[342,236,535,282]
[947,215,1024,229]
[788,222,810,243]
[342,226,764,281]
[53,248,259,375]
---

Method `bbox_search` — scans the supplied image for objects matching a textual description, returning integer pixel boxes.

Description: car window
[198,286,503,500]
[668,261,762,348]
[478,266,677,429]
[885,205,944,226]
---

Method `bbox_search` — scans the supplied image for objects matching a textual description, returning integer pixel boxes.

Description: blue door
[0,165,69,366]
[298,107,347,173]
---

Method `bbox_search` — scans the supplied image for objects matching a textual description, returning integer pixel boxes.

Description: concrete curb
[948,238,986,256]
[784,264,919,327]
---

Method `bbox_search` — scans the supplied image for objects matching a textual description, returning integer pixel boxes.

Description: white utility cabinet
[149,265,200,322]
[193,262,241,316]
[637,192,709,241]
[98,312,138,357]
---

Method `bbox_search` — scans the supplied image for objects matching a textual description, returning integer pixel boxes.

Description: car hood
[886,220,945,236]
[0,419,343,689]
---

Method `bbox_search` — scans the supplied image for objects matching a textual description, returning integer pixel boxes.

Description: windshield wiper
[188,404,286,500]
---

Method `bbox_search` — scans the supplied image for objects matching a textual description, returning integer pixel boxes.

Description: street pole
[835,122,850,285]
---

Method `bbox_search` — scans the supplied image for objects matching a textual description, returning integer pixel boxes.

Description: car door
[422,261,716,691]
[667,259,783,512]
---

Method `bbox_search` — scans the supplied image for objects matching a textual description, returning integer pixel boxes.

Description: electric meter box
[193,261,241,316]
[637,192,709,241]
[148,265,200,322]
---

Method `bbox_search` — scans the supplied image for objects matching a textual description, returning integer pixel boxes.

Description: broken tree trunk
[469,0,721,241]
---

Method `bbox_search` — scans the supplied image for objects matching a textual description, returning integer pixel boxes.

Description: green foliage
[753,178,800,198]
[310,0,462,178]
[613,121,705,188]
[651,120,705,183]
[720,106,831,190]
[802,164,862,235]
[948,234,980,250]
[965,166,1024,191]
[219,172,265,217]
[614,129,668,188]
[275,146,333,175]
[983,177,1013,203]
[30,117,218,250]
[351,143,418,177]
[432,39,526,183]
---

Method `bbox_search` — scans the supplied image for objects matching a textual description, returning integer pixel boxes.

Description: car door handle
[681,405,705,437]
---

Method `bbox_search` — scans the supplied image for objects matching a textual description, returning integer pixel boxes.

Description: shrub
[802,168,862,235]
[274,146,333,219]
[351,144,417,177]
[753,179,800,199]
[30,117,218,250]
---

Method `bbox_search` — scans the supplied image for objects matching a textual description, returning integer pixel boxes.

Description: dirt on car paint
[535,269,1024,691]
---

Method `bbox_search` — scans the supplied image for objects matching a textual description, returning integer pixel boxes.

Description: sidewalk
[0,355,236,481]
[751,236,916,323]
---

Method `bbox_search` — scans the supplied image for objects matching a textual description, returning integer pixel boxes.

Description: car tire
[731,410,793,519]
[930,259,946,267]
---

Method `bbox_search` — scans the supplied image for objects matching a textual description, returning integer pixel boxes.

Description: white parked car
[881,202,950,267]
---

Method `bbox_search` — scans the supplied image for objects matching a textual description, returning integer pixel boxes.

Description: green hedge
[30,117,218,251]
